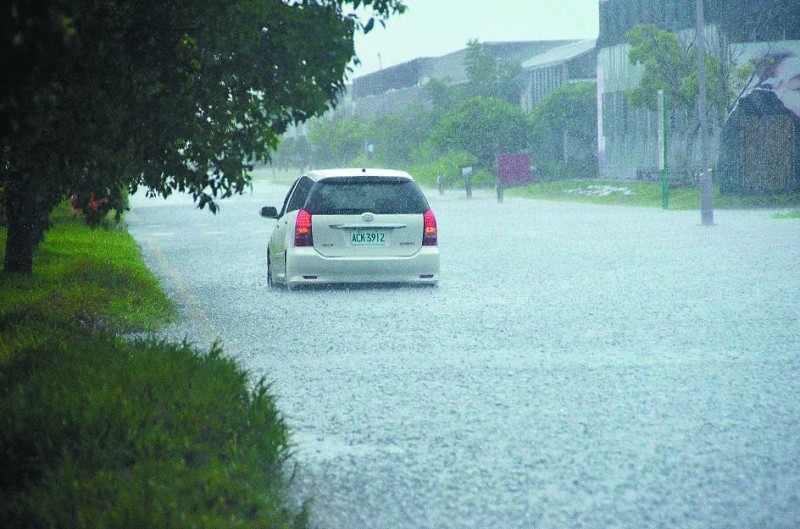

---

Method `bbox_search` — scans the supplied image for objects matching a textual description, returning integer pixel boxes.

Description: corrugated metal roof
[521,39,597,70]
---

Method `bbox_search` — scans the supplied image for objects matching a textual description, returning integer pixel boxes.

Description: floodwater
[128,182,800,529]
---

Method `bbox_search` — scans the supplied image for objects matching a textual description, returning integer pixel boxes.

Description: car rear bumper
[285,247,440,287]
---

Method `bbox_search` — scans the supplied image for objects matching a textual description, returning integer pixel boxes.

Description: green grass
[0,205,174,337]
[505,180,800,211]
[249,165,302,184]
[0,336,306,529]
[773,210,800,219]
[0,205,310,529]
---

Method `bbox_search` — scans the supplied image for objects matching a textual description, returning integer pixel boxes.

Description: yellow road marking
[140,236,220,347]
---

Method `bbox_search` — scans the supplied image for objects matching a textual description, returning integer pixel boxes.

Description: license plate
[350,230,386,246]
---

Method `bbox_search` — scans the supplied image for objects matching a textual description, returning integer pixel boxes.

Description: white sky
[351,0,600,78]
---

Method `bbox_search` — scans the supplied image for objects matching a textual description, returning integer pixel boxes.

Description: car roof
[303,168,414,181]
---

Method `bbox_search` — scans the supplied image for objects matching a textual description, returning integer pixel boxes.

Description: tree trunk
[2,176,54,274]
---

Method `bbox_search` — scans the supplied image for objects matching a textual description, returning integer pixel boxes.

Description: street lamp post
[696,0,714,225]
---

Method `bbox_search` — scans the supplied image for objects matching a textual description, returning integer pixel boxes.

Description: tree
[307,116,371,167]
[530,82,597,179]
[272,135,313,172]
[428,97,531,170]
[463,40,522,105]
[624,23,758,179]
[625,25,694,110]
[423,78,466,115]
[300,99,440,169]
[625,24,754,126]
[1,0,405,273]
[368,102,441,167]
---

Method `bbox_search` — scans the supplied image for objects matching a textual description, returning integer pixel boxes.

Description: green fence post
[658,90,669,209]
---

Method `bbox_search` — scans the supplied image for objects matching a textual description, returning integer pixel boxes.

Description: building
[519,39,597,112]
[715,46,800,194]
[350,40,581,118]
[597,0,800,188]
[289,39,600,143]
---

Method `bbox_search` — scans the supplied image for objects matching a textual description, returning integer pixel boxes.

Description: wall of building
[598,0,800,47]
[352,85,428,118]
[352,59,429,99]
[351,41,579,119]
[520,42,597,111]
[598,25,723,182]
[597,0,800,183]
[522,65,567,112]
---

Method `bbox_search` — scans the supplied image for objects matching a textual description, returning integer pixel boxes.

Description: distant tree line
[272,40,598,188]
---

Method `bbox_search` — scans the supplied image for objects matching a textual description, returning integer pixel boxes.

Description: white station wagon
[260,168,440,289]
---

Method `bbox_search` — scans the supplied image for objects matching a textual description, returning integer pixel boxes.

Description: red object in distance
[496,153,533,187]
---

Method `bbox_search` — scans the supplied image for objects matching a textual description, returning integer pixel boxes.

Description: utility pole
[696,0,714,225]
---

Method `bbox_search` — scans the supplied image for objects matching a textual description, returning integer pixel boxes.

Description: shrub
[408,151,479,188]
[1,207,307,529]
[532,158,598,182]
[0,185,5,227]
[0,334,308,529]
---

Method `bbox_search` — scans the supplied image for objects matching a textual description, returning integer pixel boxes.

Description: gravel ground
[128,182,800,529]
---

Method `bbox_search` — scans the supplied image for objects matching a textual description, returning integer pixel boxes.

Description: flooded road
[128,181,800,529]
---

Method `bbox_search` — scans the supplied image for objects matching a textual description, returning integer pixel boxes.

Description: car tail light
[423,209,437,246]
[294,209,313,247]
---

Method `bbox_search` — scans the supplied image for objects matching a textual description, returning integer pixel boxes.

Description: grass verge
[504,180,800,211]
[260,167,800,214]
[0,205,309,529]
[0,206,174,339]
[773,210,800,219]
[249,166,301,185]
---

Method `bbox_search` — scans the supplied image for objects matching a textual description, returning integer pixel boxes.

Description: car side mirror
[260,206,278,219]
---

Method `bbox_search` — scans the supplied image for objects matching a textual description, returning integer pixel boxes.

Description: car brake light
[423,209,437,246]
[295,209,313,247]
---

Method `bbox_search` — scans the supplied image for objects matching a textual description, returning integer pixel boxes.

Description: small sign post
[657,90,669,209]
[461,166,473,198]
[495,153,533,203]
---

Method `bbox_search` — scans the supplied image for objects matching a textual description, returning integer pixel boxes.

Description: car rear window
[304,177,430,215]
